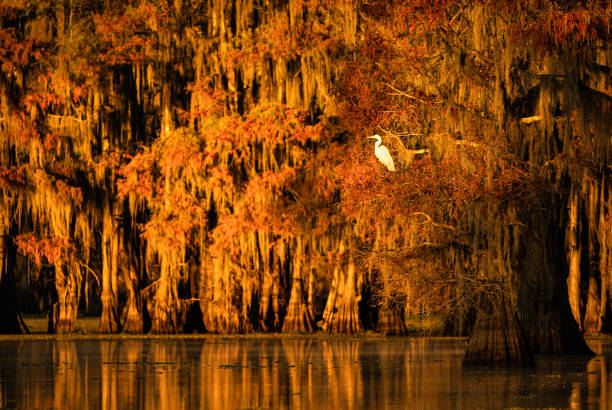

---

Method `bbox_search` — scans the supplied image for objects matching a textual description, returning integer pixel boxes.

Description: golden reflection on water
[0,338,611,409]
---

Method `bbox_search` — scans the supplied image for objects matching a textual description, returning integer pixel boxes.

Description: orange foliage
[33,169,83,205]
[0,29,45,73]
[15,233,76,266]
[337,139,532,244]
[21,92,61,112]
[117,150,156,200]
[141,191,208,249]
[257,15,339,60]
[118,99,334,254]
[93,4,156,66]
[0,165,26,190]
[525,9,611,46]
[392,0,455,33]
[182,81,228,120]
[9,111,39,144]
[0,3,46,77]
[227,10,340,67]
[336,22,433,134]
[43,133,61,150]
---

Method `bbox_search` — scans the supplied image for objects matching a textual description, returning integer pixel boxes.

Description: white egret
[367,134,396,171]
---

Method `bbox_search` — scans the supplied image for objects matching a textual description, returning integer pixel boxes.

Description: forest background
[1,0,612,366]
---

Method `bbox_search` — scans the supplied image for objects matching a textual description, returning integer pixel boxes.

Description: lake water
[0,337,610,409]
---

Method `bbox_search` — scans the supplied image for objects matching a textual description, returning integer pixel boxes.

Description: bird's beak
[367,136,375,139]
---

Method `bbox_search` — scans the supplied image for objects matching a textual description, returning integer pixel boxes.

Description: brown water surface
[0,337,609,409]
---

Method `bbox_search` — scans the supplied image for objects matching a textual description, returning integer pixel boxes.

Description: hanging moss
[1,2,610,370]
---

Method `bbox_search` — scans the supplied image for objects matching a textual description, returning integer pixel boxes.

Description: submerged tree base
[463,294,534,367]
[377,305,408,336]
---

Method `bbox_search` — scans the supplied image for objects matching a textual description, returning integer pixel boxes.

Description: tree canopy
[1,0,611,366]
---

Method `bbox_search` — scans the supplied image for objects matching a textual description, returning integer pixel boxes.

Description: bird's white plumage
[367,135,395,171]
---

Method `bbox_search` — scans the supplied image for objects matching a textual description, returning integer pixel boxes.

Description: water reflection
[0,337,611,409]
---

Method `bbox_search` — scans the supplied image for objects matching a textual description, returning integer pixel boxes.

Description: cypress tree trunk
[151,254,181,333]
[99,200,120,333]
[200,254,251,333]
[258,239,284,332]
[567,188,582,330]
[0,231,28,334]
[464,205,593,366]
[121,203,149,333]
[122,268,147,333]
[258,268,283,331]
[199,253,218,332]
[598,193,612,333]
[282,239,315,332]
[518,210,593,356]
[583,275,601,336]
[377,304,407,336]
[372,237,408,335]
[582,180,602,335]
[322,246,363,334]
[460,204,531,365]
[464,293,533,367]
[52,264,81,334]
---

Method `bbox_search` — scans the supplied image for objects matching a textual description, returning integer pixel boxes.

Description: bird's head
[367,134,382,142]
